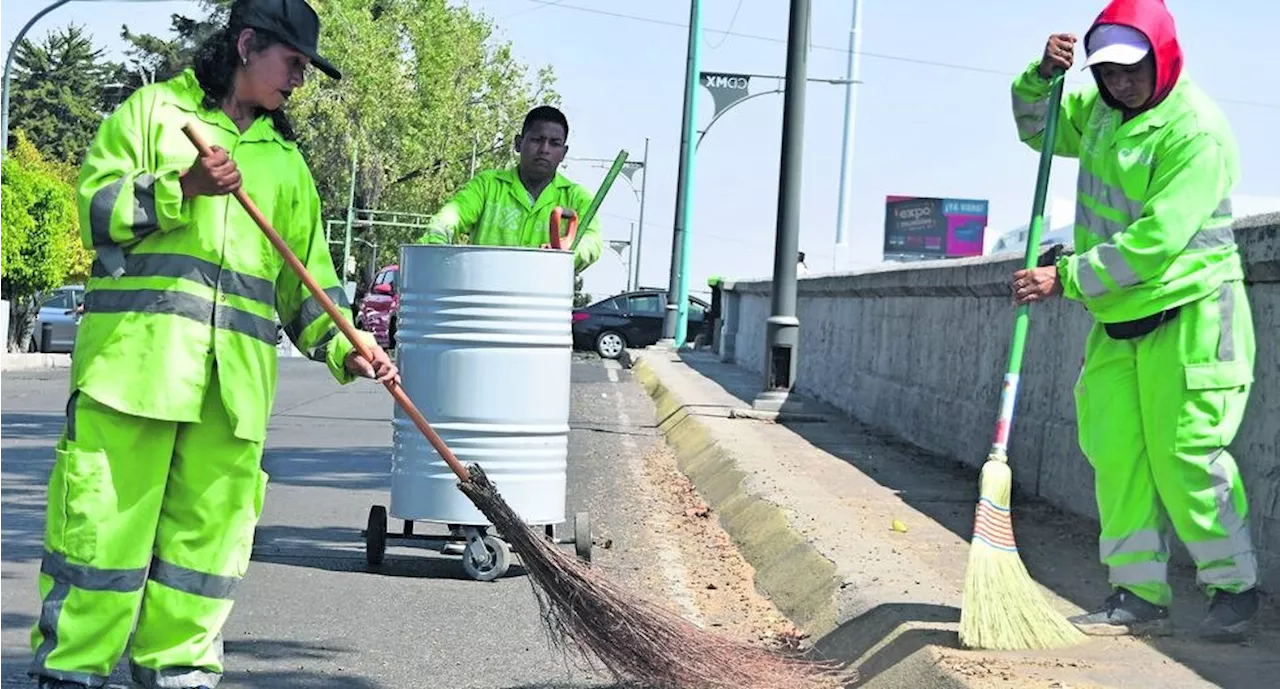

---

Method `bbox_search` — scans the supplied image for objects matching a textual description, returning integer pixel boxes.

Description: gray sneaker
[1069,588,1171,636]
[1198,588,1260,642]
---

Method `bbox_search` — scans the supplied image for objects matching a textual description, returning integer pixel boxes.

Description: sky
[5,0,1279,302]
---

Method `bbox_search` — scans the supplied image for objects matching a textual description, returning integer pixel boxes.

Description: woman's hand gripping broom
[957,73,1088,651]
[182,123,854,689]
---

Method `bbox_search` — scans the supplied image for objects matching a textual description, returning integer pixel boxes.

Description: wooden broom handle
[549,206,578,250]
[181,123,471,483]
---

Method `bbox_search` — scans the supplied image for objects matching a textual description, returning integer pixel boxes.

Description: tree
[1,134,90,352]
[118,0,230,91]
[6,24,121,163]
[285,0,560,271]
[573,274,591,308]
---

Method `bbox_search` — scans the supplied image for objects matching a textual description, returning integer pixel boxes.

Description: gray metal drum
[390,243,574,526]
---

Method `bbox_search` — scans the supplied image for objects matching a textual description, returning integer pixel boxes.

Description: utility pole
[753,0,810,412]
[628,222,638,291]
[634,137,650,291]
[833,0,864,272]
[661,0,702,347]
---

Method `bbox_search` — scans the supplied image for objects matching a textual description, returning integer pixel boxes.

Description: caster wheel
[574,511,592,563]
[366,505,387,566]
[462,535,511,582]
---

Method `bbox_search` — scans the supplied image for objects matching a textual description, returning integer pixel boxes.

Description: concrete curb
[631,353,843,637]
[2,353,72,372]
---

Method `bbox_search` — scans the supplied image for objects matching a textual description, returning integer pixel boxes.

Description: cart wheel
[574,511,592,563]
[462,535,510,582]
[366,505,387,566]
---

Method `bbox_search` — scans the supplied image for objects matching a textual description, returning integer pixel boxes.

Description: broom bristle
[458,464,856,689]
[958,458,1087,651]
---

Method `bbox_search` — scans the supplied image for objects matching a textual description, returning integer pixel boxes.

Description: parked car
[357,264,399,348]
[30,285,85,353]
[572,289,712,359]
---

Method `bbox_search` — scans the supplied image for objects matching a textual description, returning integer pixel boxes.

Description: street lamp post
[753,0,811,412]
[2,0,163,160]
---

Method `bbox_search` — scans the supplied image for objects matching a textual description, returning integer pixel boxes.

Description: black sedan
[572,289,712,359]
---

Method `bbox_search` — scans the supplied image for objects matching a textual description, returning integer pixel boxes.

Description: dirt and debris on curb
[636,444,805,651]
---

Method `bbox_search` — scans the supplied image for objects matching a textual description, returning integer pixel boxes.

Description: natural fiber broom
[957,74,1087,652]
[183,124,853,689]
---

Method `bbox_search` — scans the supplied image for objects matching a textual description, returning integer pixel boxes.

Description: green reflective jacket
[74,68,368,442]
[417,167,603,272]
[1011,62,1242,323]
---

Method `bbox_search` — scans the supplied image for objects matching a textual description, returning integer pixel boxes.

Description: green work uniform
[417,167,603,273]
[1012,62,1256,607]
[31,68,370,687]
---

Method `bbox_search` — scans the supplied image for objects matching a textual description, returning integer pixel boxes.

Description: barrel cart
[362,218,592,581]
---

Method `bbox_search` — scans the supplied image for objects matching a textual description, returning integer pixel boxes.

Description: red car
[357,264,399,348]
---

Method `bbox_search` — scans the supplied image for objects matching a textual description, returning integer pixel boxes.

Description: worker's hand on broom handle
[547,207,578,250]
[180,122,472,484]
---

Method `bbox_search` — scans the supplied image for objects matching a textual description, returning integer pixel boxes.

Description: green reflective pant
[1074,280,1257,607]
[30,368,267,688]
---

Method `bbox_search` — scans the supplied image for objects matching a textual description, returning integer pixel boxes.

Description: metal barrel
[390,244,574,526]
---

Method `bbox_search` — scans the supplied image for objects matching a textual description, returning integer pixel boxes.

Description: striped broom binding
[972,497,1018,552]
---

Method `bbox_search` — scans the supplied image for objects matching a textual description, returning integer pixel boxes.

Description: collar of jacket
[166,68,297,149]
[1112,76,1189,139]
[494,166,573,196]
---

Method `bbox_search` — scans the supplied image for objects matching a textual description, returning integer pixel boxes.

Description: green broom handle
[991,73,1066,456]
[570,148,628,252]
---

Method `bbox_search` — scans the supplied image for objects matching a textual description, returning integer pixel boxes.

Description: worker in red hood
[1010,0,1259,641]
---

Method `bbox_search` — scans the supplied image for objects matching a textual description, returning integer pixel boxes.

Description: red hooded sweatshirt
[1085,0,1184,114]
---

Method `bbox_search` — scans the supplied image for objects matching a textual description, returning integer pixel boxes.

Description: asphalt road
[2,353,671,689]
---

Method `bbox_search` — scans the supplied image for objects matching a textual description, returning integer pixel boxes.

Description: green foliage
[287,0,560,270]
[573,274,591,308]
[1,134,87,350]
[7,24,121,163]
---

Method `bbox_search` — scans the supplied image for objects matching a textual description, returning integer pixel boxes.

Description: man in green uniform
[1010,0,1259,641]
[417,106,603,273]
[29,2,396,687]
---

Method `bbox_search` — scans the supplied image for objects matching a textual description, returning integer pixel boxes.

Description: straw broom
[183,124,853,689]
[957,74,1087,651]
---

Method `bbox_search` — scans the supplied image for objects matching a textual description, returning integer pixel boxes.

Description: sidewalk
[1,353,71,372]
[631,348,1279,689]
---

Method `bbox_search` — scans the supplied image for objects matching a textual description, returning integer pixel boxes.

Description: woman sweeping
[28,1,397,687]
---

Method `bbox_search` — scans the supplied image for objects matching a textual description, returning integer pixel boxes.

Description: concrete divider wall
[718,213,1280,587]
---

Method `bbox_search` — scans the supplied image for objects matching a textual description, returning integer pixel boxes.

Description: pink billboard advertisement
[884,196,989,258]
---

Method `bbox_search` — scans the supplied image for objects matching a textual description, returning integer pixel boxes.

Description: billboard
[884,196,989,258]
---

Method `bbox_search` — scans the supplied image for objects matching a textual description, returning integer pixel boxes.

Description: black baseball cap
[235,0,341,80]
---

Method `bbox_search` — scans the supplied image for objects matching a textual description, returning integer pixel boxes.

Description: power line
[521,0,1280,110]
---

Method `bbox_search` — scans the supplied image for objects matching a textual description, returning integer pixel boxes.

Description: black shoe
[1199,588,1260,642]
[37,680,88,689]
[1068,588,1171,636]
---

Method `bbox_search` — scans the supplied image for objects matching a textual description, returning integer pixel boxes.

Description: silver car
[30,285,84,353]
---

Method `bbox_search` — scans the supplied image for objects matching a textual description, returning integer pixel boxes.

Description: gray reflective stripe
[92,253,275,306]
[86,289,277,345]
[1099,528,1167,561]
[1201,450,1258,588]
[1077,243,1141,298]
[1012,91,1049,139]
[1186,537,1245,562]
[307,327,338,363]
[1079,169,1144,220]
[1187,225,1236,250]
[1213,197,1233,219]
[131,664,223,689]
[89,173,160,246]
[41,549,148,592]
[1109,560,1168,586]
[285,287,350,344]
[31,551,144,685]
[149,557,239,599]
[64,390,81,442]
[1076,201,1128,239]
[1218,282,1236,362]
